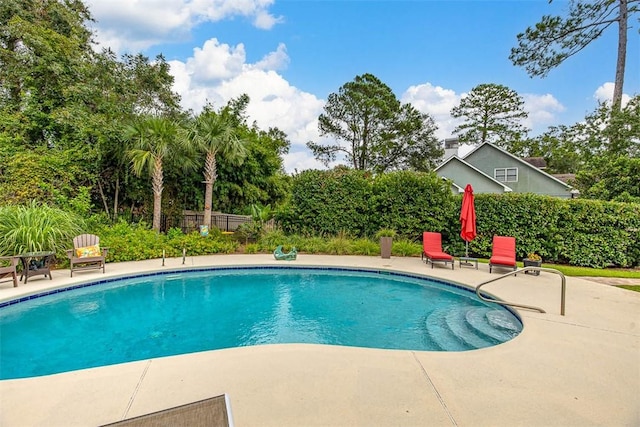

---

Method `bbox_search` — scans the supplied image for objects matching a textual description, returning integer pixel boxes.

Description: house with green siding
[436,142,575,198]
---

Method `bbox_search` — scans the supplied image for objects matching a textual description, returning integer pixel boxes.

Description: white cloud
[522,93,565,134]
[401,83,461,140]
[284,150,328,174]
[401,83,567,154]
[253,9,285,30]
[253,43,290,71]
[188,39,247,83]
[593,82,631,107]
[403,82,567,140]
[84,0,579,172]
[85,0,282,53]
[169,39,325,162]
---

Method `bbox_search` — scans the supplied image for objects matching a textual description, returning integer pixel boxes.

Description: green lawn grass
[535,263,640,278]
[476,258,640,278]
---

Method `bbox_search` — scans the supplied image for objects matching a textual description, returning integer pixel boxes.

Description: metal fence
[162,210,274,233]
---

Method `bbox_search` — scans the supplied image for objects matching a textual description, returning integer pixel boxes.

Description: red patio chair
[421,232,454,270]
[489,235,517,274]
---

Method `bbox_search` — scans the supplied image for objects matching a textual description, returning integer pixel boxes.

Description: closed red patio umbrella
[460,184,477,258]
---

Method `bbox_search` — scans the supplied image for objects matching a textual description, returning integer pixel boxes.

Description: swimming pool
[0,266,522,380]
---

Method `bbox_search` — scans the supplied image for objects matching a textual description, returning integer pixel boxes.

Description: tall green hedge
[275,169,457,239]
[276,169,640,268]
[369,170,458,239]
[276,169,373,236]
[472,194,640,267]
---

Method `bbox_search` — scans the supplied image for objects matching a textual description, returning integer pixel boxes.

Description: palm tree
[125,116,184,231]
[190,107,248,228]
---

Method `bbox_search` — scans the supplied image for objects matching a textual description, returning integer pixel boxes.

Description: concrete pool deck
[0,254,638,426]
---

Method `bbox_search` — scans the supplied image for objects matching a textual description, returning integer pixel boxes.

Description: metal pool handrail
[475,267,566,316]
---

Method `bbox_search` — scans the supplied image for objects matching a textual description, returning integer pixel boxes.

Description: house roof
[462,142,573,189]
[523,157,547,168]
[552,173,576,184]
[446,179,465,194]
[435,155,513,193]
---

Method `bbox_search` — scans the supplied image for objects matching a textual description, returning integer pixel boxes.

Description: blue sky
[85,0,639,172]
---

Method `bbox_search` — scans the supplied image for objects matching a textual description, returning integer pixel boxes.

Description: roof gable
[463,142,572,189]
[436,156,512,193]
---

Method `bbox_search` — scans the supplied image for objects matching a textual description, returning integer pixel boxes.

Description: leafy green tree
[93,51,186,220]
[572,95,640,200]
[308,73,442,172]
[125,116,192,231]
[576,156,640,202]
[120,53,183,118]
[517,95,639,199]
[562,96,639,162]
[599,95,640,157]
[0,0,107,214]
[0,1,185,219]
[188,102,248,228]
[509,0,638,110]
[204,124,291,213]
[521,128,583,174]
[451,83,529,151]
[0,0,93,114]
[372,103,443,171]
[163,103,291,218]
[0,0,95,147]
[0,147,95,208]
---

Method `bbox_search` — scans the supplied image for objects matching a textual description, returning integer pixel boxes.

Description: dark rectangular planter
[380,237,392,259]
[523,259,542,275]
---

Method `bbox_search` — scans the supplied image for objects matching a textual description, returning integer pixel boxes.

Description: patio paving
[0,254,638,426]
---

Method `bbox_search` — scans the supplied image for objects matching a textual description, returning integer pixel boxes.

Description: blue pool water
[0,267,522,380]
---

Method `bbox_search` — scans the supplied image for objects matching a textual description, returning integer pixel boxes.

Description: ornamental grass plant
[0,201,84,256]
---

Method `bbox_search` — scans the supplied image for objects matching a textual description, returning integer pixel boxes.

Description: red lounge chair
[489,235,517,274]
[421,232,454,270]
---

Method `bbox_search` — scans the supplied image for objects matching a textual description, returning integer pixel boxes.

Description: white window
[495,167,518,182]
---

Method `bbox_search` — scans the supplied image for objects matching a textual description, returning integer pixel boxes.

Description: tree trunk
[97,180,110,218]
[113,175,120,221]
[613,0,627,111]
[152,157,164,231]
[153,190,162,232]
[202,151,217,228]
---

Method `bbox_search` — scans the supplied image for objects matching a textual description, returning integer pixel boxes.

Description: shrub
[325,232,353,255]
[392,239,422,257]
[0,201,84,257]
[295,236,327,254]
[351,238,379,256]
[93,220,239,262]
[244,243,260,254]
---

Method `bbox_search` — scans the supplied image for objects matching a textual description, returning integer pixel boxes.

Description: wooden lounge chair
[421,232,454,269]
[489,235,517,274]
[66,234,108,277]
[0,256,19,287]
[101,394,233,427]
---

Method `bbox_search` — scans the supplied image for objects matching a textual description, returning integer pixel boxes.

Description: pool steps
[425,306,521,351]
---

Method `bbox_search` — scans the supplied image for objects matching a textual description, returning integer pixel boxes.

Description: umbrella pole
[465,240,469,258]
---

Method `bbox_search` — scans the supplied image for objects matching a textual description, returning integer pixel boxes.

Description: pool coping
[1,254,638,426]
